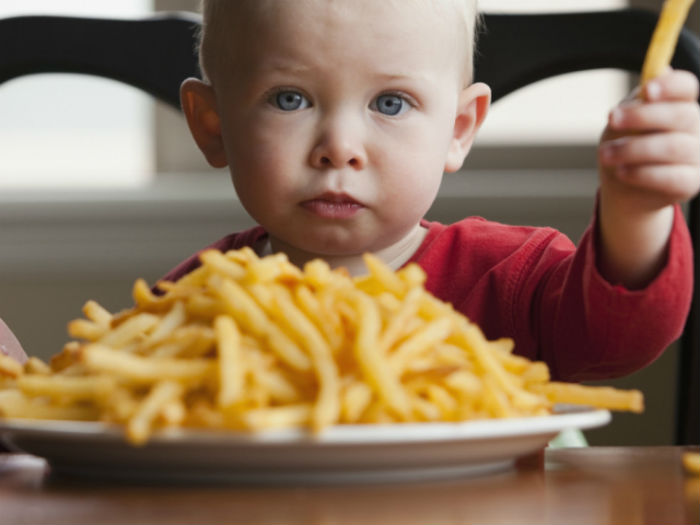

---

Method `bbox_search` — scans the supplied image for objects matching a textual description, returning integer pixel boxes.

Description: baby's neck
[262,224,428,276]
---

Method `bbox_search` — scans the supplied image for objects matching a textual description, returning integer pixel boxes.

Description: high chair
[0,8,698,445]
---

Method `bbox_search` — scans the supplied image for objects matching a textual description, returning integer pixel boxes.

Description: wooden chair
[0,9,698,444]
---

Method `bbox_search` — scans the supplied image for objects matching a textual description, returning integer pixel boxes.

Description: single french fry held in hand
[640,0,696,85]
[0,249,644,445]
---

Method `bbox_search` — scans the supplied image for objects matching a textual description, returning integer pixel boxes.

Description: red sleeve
[533,204,693,381]
[415,208,693,382]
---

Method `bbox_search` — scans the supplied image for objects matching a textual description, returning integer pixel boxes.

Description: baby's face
[208,0,480,259]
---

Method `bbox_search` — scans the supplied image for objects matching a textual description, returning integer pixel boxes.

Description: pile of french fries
[0,249,643,445]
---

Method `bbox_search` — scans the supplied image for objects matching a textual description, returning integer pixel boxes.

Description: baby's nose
[309,123,367,170]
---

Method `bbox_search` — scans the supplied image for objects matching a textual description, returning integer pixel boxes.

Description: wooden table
[0,446,697,524]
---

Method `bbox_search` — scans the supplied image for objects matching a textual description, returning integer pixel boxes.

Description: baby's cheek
[383,168,441,217]
[230,142,286,186]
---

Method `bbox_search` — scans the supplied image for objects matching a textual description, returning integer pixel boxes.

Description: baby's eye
[271,90,310,111]
[371,94,411,116]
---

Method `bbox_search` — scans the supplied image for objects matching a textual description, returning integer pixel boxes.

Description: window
[473,0,630,164]
[0,0,153,189]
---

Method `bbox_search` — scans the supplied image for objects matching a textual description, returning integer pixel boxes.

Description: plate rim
[0,406,611,446]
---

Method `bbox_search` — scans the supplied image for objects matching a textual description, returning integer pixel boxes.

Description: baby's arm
[597,69,700,289]
[0,318,28,364]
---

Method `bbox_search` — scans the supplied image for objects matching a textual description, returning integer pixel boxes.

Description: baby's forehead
[200,0,477,82]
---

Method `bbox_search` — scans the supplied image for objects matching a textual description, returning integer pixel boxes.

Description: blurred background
[0,0,698,445]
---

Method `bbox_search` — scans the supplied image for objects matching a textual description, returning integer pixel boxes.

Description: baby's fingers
[643,69,700,102]
[613,164,700,203]
[600,132,700,166]
[609,101,700,133]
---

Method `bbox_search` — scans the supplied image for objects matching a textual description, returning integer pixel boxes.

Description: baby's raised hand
[598,68,700,210]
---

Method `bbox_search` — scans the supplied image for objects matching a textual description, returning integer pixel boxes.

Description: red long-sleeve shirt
[160,205,693,381]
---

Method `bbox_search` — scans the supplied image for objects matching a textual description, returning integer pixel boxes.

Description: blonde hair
[197,0,480,84]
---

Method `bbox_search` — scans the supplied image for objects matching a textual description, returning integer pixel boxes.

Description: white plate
[0,406,610,484]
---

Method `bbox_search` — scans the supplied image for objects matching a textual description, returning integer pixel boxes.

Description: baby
[163,0,700,382]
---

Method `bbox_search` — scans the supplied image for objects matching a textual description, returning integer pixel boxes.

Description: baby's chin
[296,237,401,260]
[267,218,423,267]
[275,227,379,255]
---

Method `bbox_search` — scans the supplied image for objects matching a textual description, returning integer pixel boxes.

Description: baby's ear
[180,78,228,168]
[445,82,491,173]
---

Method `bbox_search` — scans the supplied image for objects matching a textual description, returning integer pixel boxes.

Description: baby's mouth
[300,192,365,219]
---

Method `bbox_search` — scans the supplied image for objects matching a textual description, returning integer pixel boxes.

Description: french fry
[530,382,644,413]
[341,381,373,422]
[215,315,245,408]
[17,374,116,403]
[161,398,186,427]
[67,318,108,342]
[359,254,406,297]
[0,354,23,379]
[351,292,410,419]
[97,313,160,348]
[244,252,302,284]
[641,0,696,85]
[683,451,700,475]
[127,380,184,445]
[445,369,483,398]
[82,299,112,327]
[140,301,187,350]
[82,344,215,385]
[0,389,99,420]
[23,357,51,375]
[132,278,161,309]
[148,325,215,358]
[50,342,82,372]
[184,294,222,319]
[390,317,453,372]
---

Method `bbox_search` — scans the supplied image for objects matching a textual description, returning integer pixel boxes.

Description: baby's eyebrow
[257,61,313,76]
[376,72,424,82]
